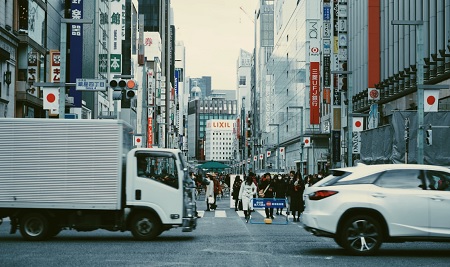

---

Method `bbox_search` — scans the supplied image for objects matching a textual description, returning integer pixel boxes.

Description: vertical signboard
[69,0,83,107]
[310,61,320,124]
[307,1,320,125]
[174,69,179,96]
[332,130,341,163]
[50,51,61,83]
[110,0,122,73]
[27,52,38,97]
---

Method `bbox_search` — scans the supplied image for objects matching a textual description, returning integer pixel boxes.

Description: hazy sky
[171,0,257,90]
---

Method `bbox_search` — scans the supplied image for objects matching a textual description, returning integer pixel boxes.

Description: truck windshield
[137,154,179,189]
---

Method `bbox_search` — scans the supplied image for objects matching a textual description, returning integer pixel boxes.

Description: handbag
[258,184,270,198]
[208,195,214,203]
[238,200,243,211]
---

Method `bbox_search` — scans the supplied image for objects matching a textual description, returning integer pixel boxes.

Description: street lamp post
[269,123,280,171]
[331,70,353,167]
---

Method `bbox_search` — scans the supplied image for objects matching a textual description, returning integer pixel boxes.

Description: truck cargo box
[0,119,133,210]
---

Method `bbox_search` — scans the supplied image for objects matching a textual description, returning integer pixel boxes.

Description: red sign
[310,62,320,124]
[147,117,153,148]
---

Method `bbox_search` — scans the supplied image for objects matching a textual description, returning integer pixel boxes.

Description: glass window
[136,154,179,189]
[375,169,423,190]
[426,170,450,191]
[239,76,246,86]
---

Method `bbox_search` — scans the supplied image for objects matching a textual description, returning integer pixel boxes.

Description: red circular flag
[136,138,141,143]
[355,121,362,128]
[47,93,56,103]
[305,139,309,144]
[427,96,436,105]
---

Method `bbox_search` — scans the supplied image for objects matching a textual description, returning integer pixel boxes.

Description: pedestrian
[289,172,305,222]
[239,175,257,223]
[232,175,242,211]
[274,174,287,215]
[204,173,214,211]
[259,173,275,219]
[212,173,221,208]
[285,170,295,215]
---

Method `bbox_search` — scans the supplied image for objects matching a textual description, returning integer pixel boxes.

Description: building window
[239,76,246,86]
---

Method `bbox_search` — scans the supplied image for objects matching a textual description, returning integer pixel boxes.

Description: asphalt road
[1,196,450,266]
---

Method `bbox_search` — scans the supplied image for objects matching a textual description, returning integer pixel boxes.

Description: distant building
[204,119,236,162]
[187,99,237,161]
[189,76,212,99]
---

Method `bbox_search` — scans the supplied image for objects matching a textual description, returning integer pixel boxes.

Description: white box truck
[0,118,197,241]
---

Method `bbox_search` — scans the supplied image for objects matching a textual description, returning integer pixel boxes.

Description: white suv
[301,163,450,255]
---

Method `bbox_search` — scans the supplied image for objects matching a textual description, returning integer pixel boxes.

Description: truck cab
[125,148,197,240]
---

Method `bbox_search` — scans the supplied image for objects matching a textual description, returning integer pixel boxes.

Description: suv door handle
[371,193,386,198]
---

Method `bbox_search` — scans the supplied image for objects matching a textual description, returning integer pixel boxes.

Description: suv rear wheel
[337,215,383,256]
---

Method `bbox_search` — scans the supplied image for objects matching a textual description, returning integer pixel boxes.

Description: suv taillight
[308,190,338,200]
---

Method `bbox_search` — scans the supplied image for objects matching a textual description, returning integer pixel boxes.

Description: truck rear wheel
[130,212,162,241]
[19,213,50,241]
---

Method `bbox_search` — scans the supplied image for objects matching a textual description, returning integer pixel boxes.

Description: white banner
[424,89,440,112]
[303,137,311,147]
[353,117,363,132]
[43,88,59,114]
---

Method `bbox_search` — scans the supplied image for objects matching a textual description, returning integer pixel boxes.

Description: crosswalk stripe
[215,210,226,217]
[197,209,290,220]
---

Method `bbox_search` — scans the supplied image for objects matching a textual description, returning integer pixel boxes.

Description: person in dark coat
[232,176,242,211]
[273,174,287,215]
[259,173,275,219]
[289,172,305,222]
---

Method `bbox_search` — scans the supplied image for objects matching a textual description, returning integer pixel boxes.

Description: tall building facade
[252,0,274,172]
[252,0,450,174]
[0,0,18,118]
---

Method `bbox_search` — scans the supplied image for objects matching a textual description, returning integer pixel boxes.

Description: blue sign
[324,6,331,21]
[174,69,179,96]
[69,0,84,107]
[252,198,286,208]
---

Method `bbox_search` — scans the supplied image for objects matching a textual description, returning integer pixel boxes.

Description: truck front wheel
[130,212,162,241]
[19,213,50,241]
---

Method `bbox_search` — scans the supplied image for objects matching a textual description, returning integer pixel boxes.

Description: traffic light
[109,79,137,100]
[109,79,123,100]
[124,79,136,99]
[426,127,432,146]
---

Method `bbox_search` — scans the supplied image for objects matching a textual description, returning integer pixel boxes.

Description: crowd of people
[190,170,327,222]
